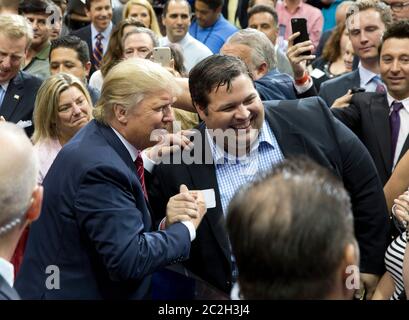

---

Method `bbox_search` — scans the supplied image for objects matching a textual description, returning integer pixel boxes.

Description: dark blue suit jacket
[255,69,318,101]
[255,69,297,101]
[0,275,20,300]
[15,120,191,299]
[0,71,42,137]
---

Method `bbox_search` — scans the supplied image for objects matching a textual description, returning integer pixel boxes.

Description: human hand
[287,32,316,79]
[146,130,194,163]
[393,191,409,227]
[165,184,206,229]
[331,90,353,108]
[357,273,380,300]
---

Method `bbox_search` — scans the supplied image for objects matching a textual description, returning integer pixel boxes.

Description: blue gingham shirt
[206,120,285,216]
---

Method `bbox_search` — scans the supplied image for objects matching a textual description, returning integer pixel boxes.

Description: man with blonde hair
[16,58,206,299]
[0,14,43,137]
[0,122,43,300]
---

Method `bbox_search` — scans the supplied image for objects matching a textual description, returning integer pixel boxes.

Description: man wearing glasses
[383,0,409,21]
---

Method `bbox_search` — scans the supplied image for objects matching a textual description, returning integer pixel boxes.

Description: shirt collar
[205,120,274,163]
[162,34,190,46]
[0,257,14,288]
[386,93,409,112]
[0,81,10,91]
[358,63,379,86]
[111,126,139,161]
[91,22,113,41]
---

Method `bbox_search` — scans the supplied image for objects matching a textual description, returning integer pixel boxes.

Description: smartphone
[291,18,311,56]
[152,47,172,67]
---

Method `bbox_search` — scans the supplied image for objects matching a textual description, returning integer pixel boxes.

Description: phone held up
[152,47,172,67]
[291,18,311,56]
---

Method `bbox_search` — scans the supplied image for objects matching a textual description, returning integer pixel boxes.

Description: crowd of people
[0,0,409,301]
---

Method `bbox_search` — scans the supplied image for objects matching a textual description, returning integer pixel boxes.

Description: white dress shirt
[0,257,14,288]
[159,34,212,72]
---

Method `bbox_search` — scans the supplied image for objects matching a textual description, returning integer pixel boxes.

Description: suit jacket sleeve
[73,164,191,282]
[327,100,389,274]
[331,97,362,135]
[295,82,318,99]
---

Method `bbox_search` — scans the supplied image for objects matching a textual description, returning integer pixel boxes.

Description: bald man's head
[0,122,39,231]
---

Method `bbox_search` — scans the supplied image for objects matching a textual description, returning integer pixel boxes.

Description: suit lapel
[186,125,231,262]
[370,94,392,172]
[1,72,24,121]
[96,121,151,224]
[352,69,361,88]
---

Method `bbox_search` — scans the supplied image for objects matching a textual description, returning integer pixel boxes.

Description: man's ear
[194,103,207,120]
[84,61,92,77]
[113,103,128,124]
[215,5,223,15]
[254,62,269,79]
[85,7,91,19]
[25,186,43,223]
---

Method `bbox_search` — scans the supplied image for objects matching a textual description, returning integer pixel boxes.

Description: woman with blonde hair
[123,0,161,36]
[32,73,93,184]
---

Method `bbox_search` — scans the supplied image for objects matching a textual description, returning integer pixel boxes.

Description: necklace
[194,18,216,45]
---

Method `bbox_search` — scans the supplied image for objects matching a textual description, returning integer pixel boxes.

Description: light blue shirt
[189,15,237,54]
[91,22,113,55]
[206,120,285,216]
[0,82,9,111]
[159,33,212,72]
[359,63,380,92]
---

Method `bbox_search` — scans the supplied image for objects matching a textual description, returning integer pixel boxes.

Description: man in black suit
[332,21,409,187]
[331,21,409,243]
[319,0,393,107]
[71,0,113,77]
[0,122,43,300]
[0,14,43,137]
[149,55,389,298]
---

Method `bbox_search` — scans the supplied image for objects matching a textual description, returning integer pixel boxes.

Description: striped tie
[93,33,104,70]
[135,152,148,200]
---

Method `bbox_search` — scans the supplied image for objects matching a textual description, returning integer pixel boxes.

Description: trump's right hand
[165,184,207,229]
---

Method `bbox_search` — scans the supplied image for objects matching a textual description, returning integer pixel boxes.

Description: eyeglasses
[383,1,409,11]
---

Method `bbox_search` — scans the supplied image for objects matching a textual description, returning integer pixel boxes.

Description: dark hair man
[227,157,358,299]
[150,54,389,298]
[49,35,100,104]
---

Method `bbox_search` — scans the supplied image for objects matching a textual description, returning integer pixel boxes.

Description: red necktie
[135,152,148,200]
